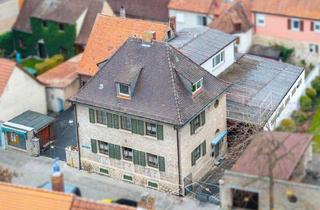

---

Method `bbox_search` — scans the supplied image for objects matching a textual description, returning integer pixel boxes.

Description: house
[220,132,316,210]
[105,0,170,22]
[39,14,173,112]
[12,0,109,58]
[0,182,136,210]
[70,37,230,195]
[1,110,54,155]
[252,0,320,65]
[210,1,253,53]
[37,54,82,112]
[168,0,233,31]
[0,0,20,33]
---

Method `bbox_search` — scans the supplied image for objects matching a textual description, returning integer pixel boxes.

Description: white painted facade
[201,41,236,76]
[0,66,47,122]
[234,29,253,53]
[169,9,212,31]
[75,9,88,36]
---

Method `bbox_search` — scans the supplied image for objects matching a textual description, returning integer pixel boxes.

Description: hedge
[35,54,64,75]
[278,119,296,132]
[299,95,312,111]
[292,111,308,124]
[0,31,14,57]
[306,87,317,99]
[311,78,320,92]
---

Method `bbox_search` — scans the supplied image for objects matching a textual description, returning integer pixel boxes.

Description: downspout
[176,126,183,196]
[74,104,81,170]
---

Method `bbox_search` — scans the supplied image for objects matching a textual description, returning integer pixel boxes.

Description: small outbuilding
[2,110,54,155]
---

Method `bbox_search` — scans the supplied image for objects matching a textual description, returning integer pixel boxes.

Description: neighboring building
[106,0,170,22]
[169,27,237,76]
[210,1,253,53]
[168,0,233,31]
[249,44,281,61]
[70,37,229,194]
[252,0,320,64]
[220,131,315,210]
[0,0,20,33]
[37,54,82,112]
[12,0,108,58]
[2,110,54,155]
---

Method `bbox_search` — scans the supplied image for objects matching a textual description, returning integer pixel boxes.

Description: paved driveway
[0,149,220,210]
[43,107,77,161]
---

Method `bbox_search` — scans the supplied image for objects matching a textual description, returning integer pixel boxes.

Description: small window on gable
[192,79,203,94]
[118,83,130,96]
[43,21,48,28]
[59,23,65,32]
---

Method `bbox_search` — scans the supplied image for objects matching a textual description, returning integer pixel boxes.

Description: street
[0,149,219,210]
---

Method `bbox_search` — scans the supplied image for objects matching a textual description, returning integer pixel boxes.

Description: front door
[38,42,47,58]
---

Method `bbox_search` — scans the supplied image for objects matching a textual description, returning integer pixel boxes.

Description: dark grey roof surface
[249,45,281,60]
[9,110,54,132]
[169,27,236,65]
[218,54,304,125]
[115,64,142,85]
[71,38,229,126]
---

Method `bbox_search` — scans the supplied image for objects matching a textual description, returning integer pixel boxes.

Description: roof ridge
[176,27,210,49]
[165,44,183,125]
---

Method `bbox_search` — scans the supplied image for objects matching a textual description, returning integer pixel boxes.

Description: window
[96,110,107,125]
[59,23,64,31]
[191,145,201,166]
[309,44,319,54]
[42,21,48,28]
[147,181,159,189]
[147,153,158,168]
[123,174,133,182]
[176,13,185,22]
[99,167,109,175]
[98,141,109,155]
[256,14,265,26]
[214,99,219,108]
[192,79,203,93]
[291,18,301,31]
[190,111,205,135]
[120,116,131,131]
[212,51,225,69]
[146,122,157,137]
[122,147,133,161]
[7,133,19,146]
[191,115,201,131]
[197,16,207,26]
[313,21,320,32]
[119,84,130,96]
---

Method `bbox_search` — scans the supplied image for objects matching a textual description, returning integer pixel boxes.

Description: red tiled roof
[0,58,16,96]
[71,198,136,210]
[252,0,320,20]
[232,132,313,180]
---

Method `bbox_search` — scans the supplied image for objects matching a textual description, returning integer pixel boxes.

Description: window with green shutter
[131,119,138,134]
[113,114,119,129]
[137,120,144,135]
[190,111,205,135]
[191,151,195,166]
[202,140,206,156]
[109,144,121,160]
[158,156,165,172]
[123,174,133,182]
[107,113,113,128]
[156,125,163,140]
[133,150,146,166]
[147,181,159,189]
[91,139,97,153]
[89,108,95,123]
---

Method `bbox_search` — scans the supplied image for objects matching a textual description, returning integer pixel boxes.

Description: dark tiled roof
[169,27,236,65]
[218,54,304,125]
[106,0,170,22]
[71,38,229,126]
[9,110,54,132]
[232,132,313,180]
[13,0,104,45]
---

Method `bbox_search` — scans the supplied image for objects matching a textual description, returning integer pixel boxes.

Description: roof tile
[0,58,16,96]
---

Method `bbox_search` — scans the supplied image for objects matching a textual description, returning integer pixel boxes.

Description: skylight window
[192,79,203,93]
[119,84,130,96]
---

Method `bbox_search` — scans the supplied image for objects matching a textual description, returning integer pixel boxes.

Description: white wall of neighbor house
[0,0,19,33]
[234,29,253,53]
[0,67,47,122]
[169,9,212,31]
[201,42,236,76]
[75,9,88,36]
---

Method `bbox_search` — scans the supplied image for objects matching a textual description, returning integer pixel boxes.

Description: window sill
[194,126,203,135]
[97,153,110,158]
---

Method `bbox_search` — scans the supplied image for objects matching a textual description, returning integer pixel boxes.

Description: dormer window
[119,83,130,96]
[192,79,203,94]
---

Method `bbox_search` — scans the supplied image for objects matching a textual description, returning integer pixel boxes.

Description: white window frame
[176,13,185,23]
[99,167,109,176]
[314,21,320,32]
[212,50,225,70]
[197,15,207,26]
[291,18,301,31]
[122,174,134,183]
[147,180,159,190]
[309,44,319,54]
[256,14,265,27]
[192,78,203,94]
[118,83,130,96]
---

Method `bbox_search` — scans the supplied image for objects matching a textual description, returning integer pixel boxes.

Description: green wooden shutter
[190,121,195,135]
[109,144,115,158]
[191,151,195,166]
[139,151,146,166]
[107,113,113,128]
[89,108,95,123]
[137,120,144,135]
[91,139,97,153]
[158,156,165,172]
[201,111,206,126]
[156,125,163,140]
[113,114,119,129]
[133,150,140,165]
[202,141,206,156]
[114,145,121,160]
[131,119,138,134]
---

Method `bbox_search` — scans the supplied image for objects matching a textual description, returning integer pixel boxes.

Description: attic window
[43,21,48,28]
[59,23,65,32]
[192,79,203,94]
[119,83,130,96]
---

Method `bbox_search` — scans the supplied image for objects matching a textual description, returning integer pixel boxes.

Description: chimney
[51,159,64,192]
[119,6,126,18]
[169,16,176,34]
[142,31,156,43]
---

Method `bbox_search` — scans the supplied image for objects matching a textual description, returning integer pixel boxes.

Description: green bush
[0,31,14,57]
[278,119,296,132]
[292,111,308,124]
[35,54,64,75]
[274,45,295,62]
[306,87,317,99]
[299,95,312,111]
[311,78,320,92]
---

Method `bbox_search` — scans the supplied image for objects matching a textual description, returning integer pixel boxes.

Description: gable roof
[78,14,170,76]
[106,0,170,22]
[210,1,252,34]
[231,132,313,180]
[13,0,104,46]
[71,38,229,126]
[252,0,320,20]
[37,54,82,88]
[0,58,16,96]
[169,27,236,65]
